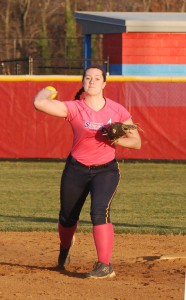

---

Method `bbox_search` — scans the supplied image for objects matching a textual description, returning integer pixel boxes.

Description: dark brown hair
[74,64,106,100]
[82,64,106,82]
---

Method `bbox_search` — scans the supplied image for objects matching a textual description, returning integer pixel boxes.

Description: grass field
[0,161,185,235]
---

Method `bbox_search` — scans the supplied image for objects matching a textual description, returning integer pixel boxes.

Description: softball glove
[102,122,138,142]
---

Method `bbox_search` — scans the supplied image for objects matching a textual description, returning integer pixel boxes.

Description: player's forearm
[34,88,54,110]
[114,136,141,149]
[34,96,52,112]
[33,89,67,117]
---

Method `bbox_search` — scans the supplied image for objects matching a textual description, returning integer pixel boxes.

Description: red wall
[122,33,186,64]
[0,76,185,160]
[103,33,122,64]
[103,33,186,64]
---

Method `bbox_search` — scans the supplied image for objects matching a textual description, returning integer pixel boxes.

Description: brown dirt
[0,232,185,300]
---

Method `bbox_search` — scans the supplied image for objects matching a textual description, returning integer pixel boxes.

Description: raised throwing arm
[33,88,68,118]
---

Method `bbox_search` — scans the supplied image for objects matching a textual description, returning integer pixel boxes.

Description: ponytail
[74,87,84,100]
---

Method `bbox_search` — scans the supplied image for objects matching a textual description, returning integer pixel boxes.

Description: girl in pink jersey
[34,65,141,279]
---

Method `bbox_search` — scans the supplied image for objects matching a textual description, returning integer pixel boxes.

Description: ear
[102,82,106,89]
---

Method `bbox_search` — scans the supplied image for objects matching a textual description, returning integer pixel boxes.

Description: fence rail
[0,56,110,76]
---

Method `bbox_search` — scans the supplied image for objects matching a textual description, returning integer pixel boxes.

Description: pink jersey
[64,98,131,165]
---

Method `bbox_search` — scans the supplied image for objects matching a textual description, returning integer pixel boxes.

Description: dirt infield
[0,232,185,300]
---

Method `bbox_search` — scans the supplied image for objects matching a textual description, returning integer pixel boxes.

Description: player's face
[83,68,106,96]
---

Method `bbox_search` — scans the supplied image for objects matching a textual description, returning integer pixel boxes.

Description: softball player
[34,65,141,279]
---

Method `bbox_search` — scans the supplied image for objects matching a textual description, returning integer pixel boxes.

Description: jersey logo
[84,119,112,131]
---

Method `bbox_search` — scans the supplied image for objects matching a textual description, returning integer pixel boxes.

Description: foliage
[0,0,185,75]
[65,0,79,68]
[37,0,51,74]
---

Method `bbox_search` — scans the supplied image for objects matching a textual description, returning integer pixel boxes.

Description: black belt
[70,155,116,170]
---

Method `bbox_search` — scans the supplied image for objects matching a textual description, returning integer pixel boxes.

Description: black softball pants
[59,154,120,227]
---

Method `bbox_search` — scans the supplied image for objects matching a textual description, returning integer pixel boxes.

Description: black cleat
[85,261,116,279]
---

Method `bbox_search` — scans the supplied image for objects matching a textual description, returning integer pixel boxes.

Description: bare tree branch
[143,0,152,11]
[19,0,31,32]
[181,0,186,11]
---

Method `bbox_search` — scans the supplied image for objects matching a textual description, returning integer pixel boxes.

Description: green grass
[0,161,185,235]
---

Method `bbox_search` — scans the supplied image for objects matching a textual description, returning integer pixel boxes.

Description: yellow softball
[45,86,57,99]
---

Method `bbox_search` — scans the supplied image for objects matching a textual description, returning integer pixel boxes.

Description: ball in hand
[45,86,57,99]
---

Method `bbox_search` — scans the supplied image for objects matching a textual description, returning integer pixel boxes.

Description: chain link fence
[0,37,109,75]
[0,57,109,75]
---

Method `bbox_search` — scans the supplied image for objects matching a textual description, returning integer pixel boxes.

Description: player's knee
[59,213,77,227]
[91,212,110,226]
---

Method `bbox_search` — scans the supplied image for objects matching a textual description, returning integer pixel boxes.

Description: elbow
[33,99,38,110]
[33,97,43,111]
[134,139,142,150]
[33,97,39,110]
[135,144,141,150]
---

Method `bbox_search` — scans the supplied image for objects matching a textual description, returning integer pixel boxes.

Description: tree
[0,0,185,75]
[65,0,79,70]
[16,0,31,57]
[181,0,186,11]
[36,0,51,74]
[0,0,12,60]
[143,0,152,11]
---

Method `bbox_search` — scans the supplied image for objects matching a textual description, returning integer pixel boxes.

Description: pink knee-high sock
[58,222,78,249]
[93,223,114,265]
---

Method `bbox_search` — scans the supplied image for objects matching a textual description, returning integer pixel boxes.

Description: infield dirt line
[160,253,186,260]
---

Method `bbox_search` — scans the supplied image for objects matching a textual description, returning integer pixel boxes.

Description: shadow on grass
[0,214,57,223]
[113,222,184,231]
[0,214,184,232]
[80,220,184,232]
